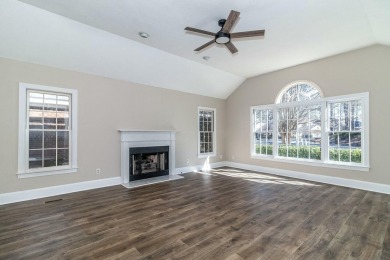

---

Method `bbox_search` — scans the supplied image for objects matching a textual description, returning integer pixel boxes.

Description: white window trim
[18,83,78,178]
[198,107,217,158]
[250,92,369,171]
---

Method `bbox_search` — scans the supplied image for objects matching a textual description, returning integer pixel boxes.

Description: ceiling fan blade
[194,39,215,51]
[185,27,215,36]
[225,42,238,54]
[222,10,240,33]
[230,30,265,39]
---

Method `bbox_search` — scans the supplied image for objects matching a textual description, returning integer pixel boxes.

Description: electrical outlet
[96,168,101,174]
[220,154,223,159]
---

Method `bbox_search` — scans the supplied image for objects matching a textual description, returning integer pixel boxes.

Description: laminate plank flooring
[0,167,389,259]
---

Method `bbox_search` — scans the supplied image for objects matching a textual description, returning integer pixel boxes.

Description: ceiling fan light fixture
[215,36,230,44]
[215,31,230,44]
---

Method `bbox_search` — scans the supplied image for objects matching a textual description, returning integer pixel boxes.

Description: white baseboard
[225,161,390,195]
[175,161,228,174]
[2,161,389,205]
[0,177,121,205]
[177,161,390,194]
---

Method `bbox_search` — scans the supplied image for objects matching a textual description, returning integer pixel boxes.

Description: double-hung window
[328,100,364,164]
[253,109,273,156]
[251,81,369,171]
[18,83,78,178]
[198,107,216,157]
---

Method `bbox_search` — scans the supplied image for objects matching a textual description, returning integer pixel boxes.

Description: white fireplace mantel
[119,130,177,184]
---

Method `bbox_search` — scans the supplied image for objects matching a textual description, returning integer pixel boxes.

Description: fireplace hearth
[129,146,169,181]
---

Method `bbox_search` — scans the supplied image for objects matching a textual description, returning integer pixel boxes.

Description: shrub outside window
[277,105,322,160]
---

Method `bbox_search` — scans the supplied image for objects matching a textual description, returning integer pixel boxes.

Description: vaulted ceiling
[1,0,389,99]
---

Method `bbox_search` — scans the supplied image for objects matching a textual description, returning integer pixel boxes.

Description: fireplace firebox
[129,146,169,181]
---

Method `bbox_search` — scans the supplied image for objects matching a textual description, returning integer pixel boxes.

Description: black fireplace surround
[129,146,169,181]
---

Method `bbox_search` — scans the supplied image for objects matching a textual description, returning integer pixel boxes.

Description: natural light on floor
[209,168,321,186]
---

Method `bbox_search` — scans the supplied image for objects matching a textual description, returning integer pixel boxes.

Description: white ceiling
[1,0,389,99]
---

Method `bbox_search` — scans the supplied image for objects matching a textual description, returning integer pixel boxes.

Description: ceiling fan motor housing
[216,19,230,44]
[218,19,226,27]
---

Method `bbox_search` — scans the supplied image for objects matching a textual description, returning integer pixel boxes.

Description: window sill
[198,153,216,159]
[17,168,78,178]
[250,154,369,172]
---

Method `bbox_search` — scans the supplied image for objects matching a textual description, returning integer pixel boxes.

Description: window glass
[28,90,71,169]
[277,82,321,103]
[199,108,215,156]
[253,109,273,155]
[277,105,321,160]
[328,101,362,163]
[274,82,322,160]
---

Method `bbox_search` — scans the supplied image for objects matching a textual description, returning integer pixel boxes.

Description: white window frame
[198,107,217,158]
[252,109,274,157]
[18,83,78,178]
[250,92,369,171]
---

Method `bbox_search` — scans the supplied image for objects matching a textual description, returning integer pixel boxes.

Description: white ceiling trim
[0,0,244,99]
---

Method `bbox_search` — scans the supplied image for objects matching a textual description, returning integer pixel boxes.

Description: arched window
[251,80,368,170]
[276,81,323,104]
[275,81,323,161]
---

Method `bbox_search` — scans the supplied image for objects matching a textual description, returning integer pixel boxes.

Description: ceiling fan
[185,10,265,54]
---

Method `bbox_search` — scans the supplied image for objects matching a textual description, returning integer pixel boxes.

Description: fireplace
[119,130,176,185]
[129,146,169,181]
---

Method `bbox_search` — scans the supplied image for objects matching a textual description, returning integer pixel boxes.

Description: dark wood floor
[0,167,389,260]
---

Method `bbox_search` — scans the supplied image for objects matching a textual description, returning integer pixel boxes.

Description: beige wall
[226,45,390,185]
[0,58,226,193]
[1,44,389,194]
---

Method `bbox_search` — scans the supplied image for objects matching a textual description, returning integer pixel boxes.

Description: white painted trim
[225,161,390,195]
[122,175,183,189]
[197,154,216,159]
[2,160,388,205]
[0,177,121,205]
[176,160,388,194]
[363,93,369,166]
[198,106,217,158]
[253,92,369,110]
[119,130,176,184]
[17,168,78,178]
[118,129,178,133]
[175,161,228,174]
[18,82,78,176]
